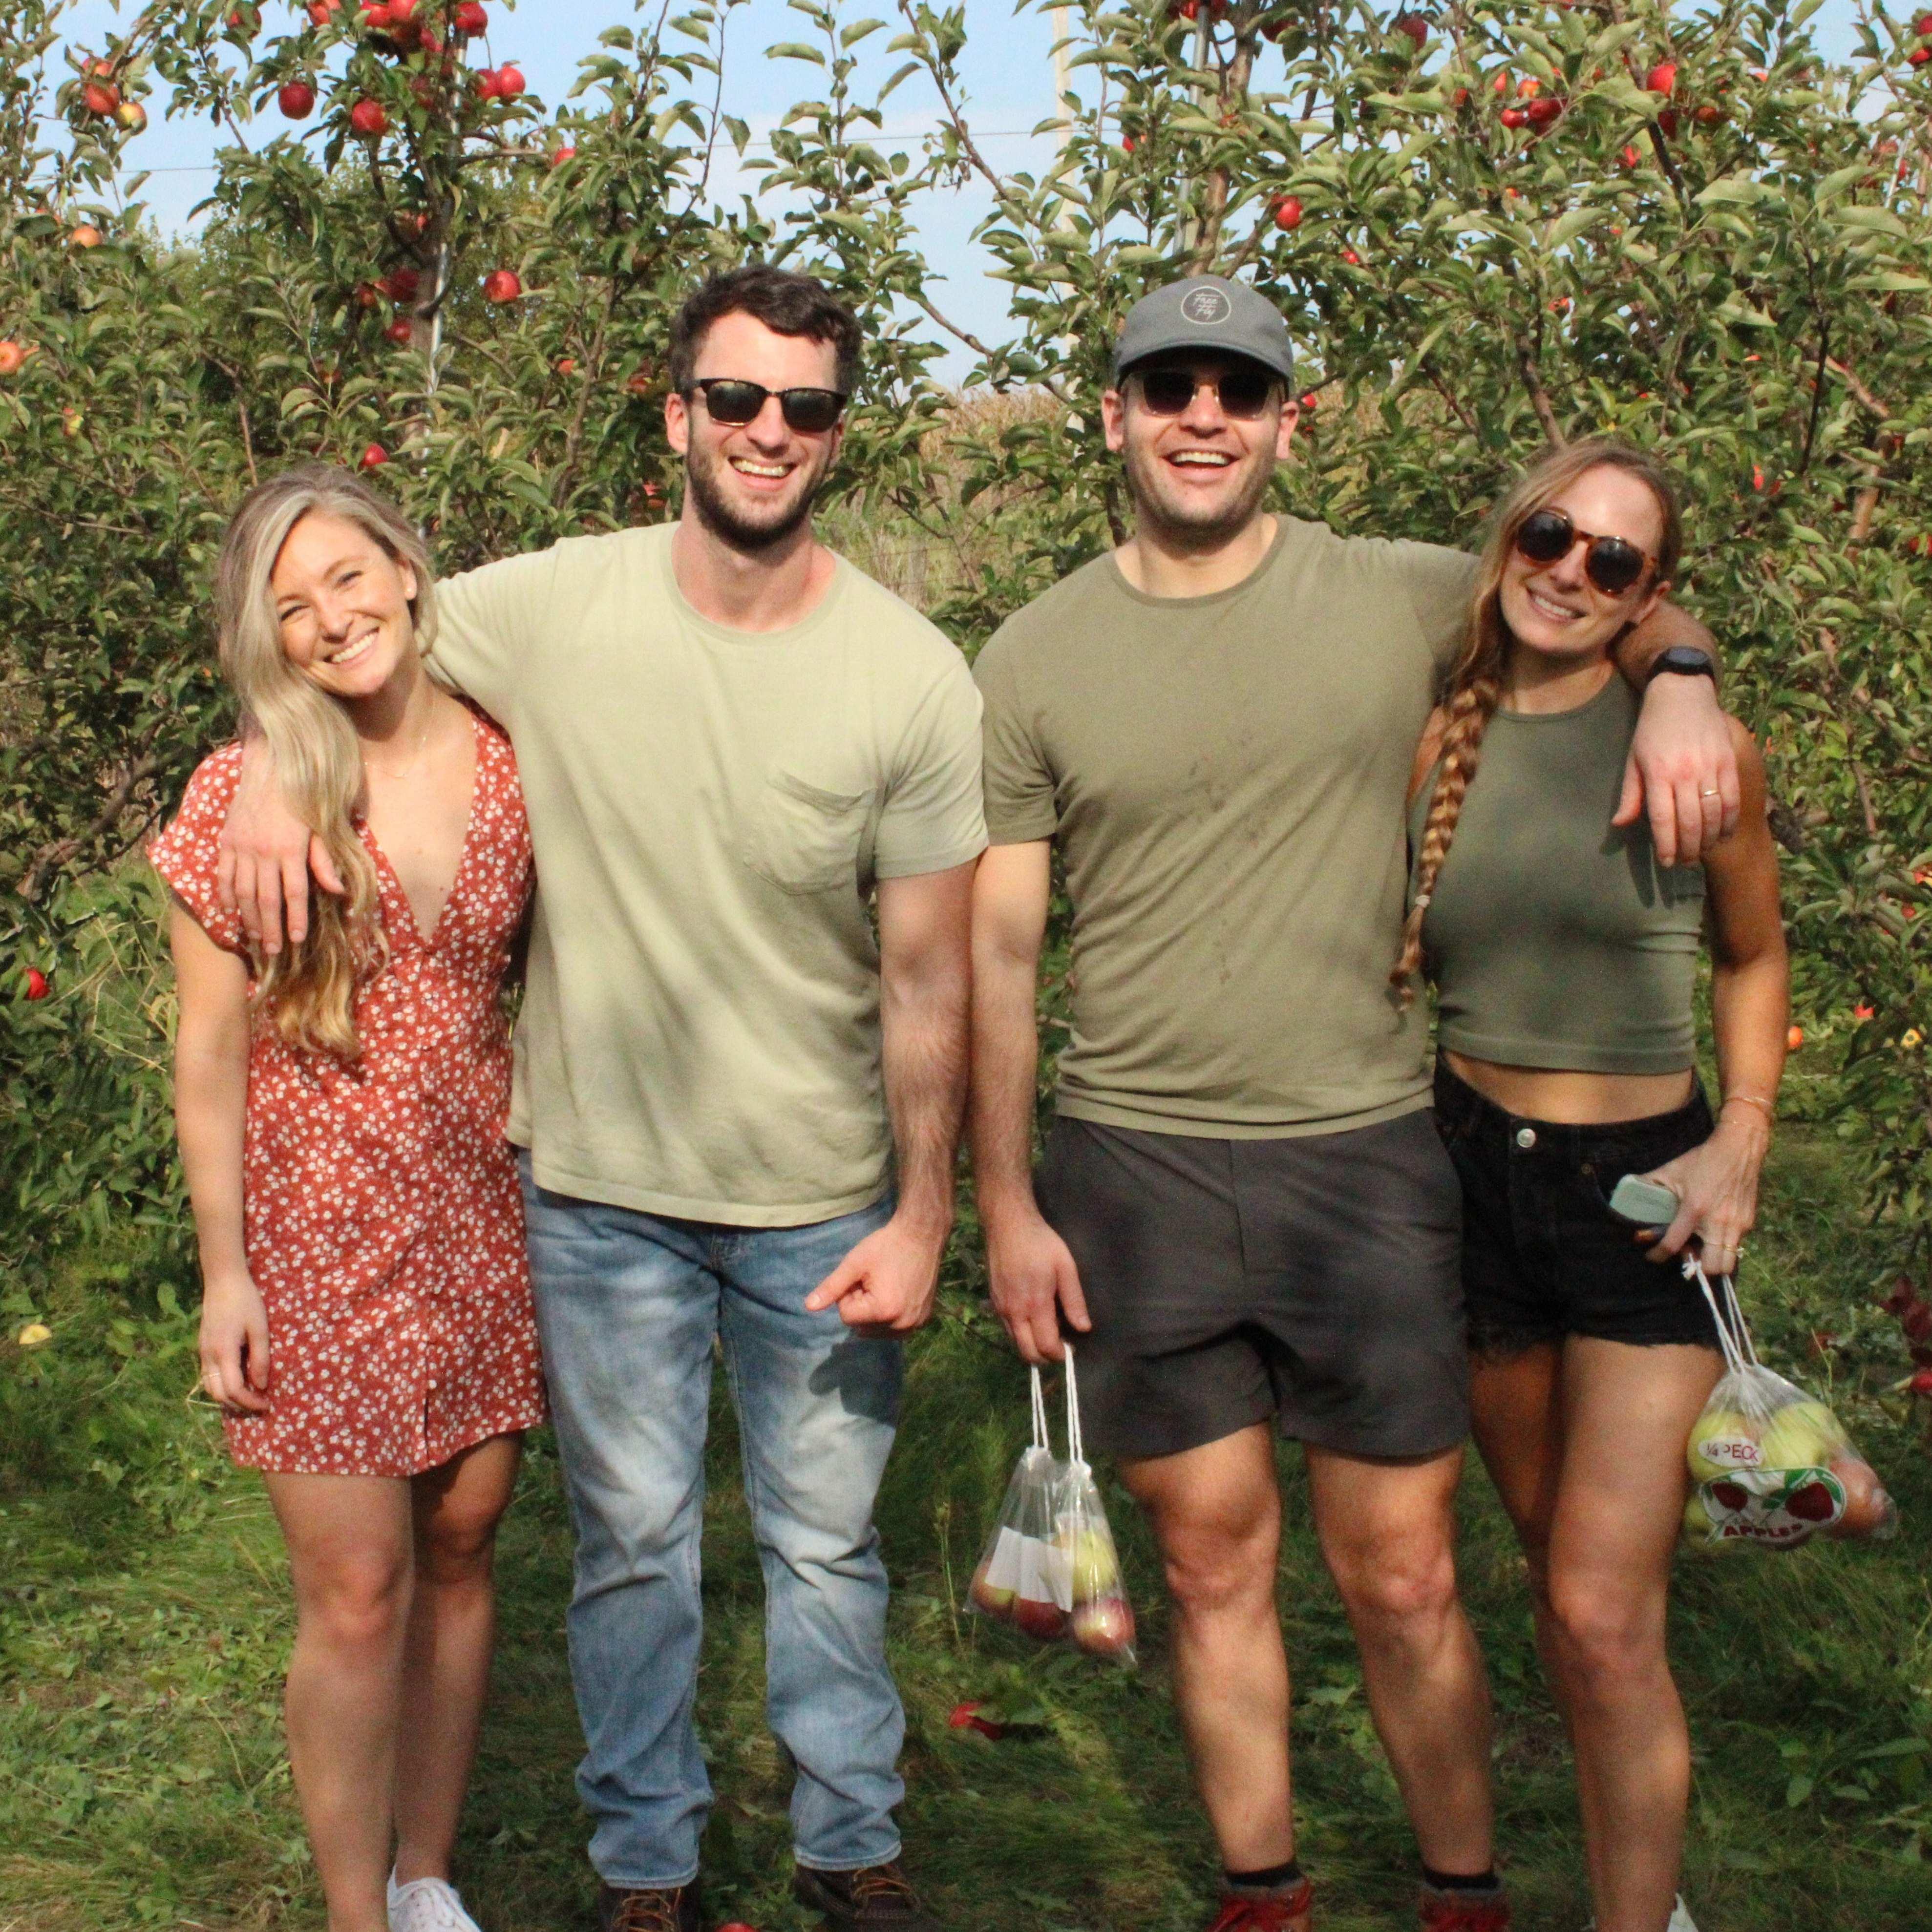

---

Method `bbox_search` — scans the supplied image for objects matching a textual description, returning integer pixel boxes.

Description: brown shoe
[793,1860,937,1929]
[597,1882,701,1932]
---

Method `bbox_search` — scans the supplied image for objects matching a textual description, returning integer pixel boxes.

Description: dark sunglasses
[1134,363,1279,420]
[687,377,847,435]
[1513,507,1656,597]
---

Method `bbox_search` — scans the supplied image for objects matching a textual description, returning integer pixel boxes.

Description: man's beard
[682,436,832,552]
[1121,435,1274,555]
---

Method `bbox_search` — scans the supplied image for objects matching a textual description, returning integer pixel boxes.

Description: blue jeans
[520,1155,906,1888]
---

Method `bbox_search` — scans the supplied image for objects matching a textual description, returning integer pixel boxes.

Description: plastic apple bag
[968,1366,1072,1639]
[1053,1351,1137,1665]
[1682,1262,1898,1550]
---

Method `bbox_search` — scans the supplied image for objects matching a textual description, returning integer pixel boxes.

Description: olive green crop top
[1407,676,1705,1074]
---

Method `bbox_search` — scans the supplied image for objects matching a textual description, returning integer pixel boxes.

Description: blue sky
[46,0,1874,378]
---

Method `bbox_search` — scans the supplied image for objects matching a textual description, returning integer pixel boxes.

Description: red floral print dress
[150,712,548,1477]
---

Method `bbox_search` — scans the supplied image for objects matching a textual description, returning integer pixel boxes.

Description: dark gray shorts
[1036,1110,1469,1464]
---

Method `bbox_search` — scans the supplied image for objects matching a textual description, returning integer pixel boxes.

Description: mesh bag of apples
[1683,1263,1897,1550]
[967,1355,1137,1664]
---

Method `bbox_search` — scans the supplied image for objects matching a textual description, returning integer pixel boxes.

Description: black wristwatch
[1646,645,1718,686]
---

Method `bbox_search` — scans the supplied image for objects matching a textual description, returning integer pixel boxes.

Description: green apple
[1756,1399,1842,1473]
[1687,1407,1760,1481]
[1061,1526,1120,1601]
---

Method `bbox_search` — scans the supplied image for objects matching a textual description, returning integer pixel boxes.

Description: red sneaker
[1204,1878,1315,1932]
[1419,1887,1511,1932]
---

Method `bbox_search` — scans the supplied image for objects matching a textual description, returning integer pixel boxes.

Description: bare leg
[392,1433,523,1886]
[1305,1445,1495,1877]
[1467,1344,1568,1702]
[1542,1340,1722,1932]
[1120,1424,1299,1892]
[264,1471,415,1932]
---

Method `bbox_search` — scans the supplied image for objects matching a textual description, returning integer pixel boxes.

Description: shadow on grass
[2,1130,1930,1931]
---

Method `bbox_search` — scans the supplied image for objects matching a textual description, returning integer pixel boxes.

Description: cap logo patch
[1179,286,1232,325]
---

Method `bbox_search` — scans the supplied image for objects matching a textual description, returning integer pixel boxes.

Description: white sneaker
[387,1870,485,1932]
[1582,1902,1698,1932]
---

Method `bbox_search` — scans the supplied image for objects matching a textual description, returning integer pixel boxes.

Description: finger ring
[1700,787,1721,798]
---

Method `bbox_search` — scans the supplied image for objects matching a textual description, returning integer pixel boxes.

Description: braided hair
[1389,439,1684,1004]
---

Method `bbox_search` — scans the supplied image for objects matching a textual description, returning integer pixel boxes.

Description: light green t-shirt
[974,516,1477,1138]
[429,524,987,1225]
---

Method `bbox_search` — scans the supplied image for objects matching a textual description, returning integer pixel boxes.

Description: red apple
[1787,1024,1804,1050]
[1909,46,1929,66]
[1392,12,1426,45]
[1916,12,1932,32]
[1297,390,1317,411]
[386,317,413,345]
[454,1,488,31]
[1500,105,1526,127]
[483,267,521,302]
[1621,143,1641,166]
[968,1564,1015,1618]
[1341,246,1361,264]
[382,266,420,301]
[1272,193,1302,231]
[83,80,121,117]
[1072,1596,1136,1656]
[495,63,526,97]
[0,340,28,377]
[1646,60,1677,94]
[278,80,317,118]
[24,968,50,1000]
[115,99,147,132]
[361,0,392,24]
[388,0,416,20]
[475,66,503,99]
[359,441,389,470]
[69,224,104,248]
[1526,94,1563,126]
[307,1,342,24]
[1657,106,1679,136]
[1517,76,1541,99]
[555,357,576,375]
[1911,1367,1932,1397]
[550,144,576,167]
[350,98,389,136]
[1492,71,1510,95]
[1012,1596,1068,1642]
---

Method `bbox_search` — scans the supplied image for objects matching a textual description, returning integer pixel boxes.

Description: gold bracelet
[1721,1093,1776,1118]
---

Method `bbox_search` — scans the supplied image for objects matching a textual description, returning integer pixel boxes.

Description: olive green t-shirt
[428,524,987,1225]
[974,516,1476,1138]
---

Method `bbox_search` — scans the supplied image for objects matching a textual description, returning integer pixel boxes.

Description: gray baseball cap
[1112,275,1295,387]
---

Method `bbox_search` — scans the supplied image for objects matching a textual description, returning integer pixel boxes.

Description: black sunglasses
[1513,507,1657,597]
[1133,363,1279,420]
[686,377,848,435]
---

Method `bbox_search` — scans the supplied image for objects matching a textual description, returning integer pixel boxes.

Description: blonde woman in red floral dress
[152,464,545,1932]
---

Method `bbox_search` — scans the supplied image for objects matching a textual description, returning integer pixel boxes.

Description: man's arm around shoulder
[1612,603,1740,868]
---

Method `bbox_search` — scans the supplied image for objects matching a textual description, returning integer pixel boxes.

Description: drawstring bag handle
[1064,1343,1085,1470]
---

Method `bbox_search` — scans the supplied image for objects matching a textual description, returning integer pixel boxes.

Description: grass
[3,1128,1930,1932]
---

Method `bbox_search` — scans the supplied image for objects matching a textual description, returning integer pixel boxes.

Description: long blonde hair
[1390,439,1684,1002]
[213,463,440,1057]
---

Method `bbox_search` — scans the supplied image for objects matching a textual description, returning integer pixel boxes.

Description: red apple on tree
[279,80,317,119]
[495,63,526,97]
[483,268,521,302]
[83,80,121,117]
[551,144,577,167]
[1272,193,1302,231]
[0,340,29,377]
[382,266,421,301]
[24,968,50,1001]
[454,1,488,32]
[359,441,389,470]
[115,99,147,132]
[386,317,413,346]
[69,224,104,248]
[350,98,389,137]
[1500,105,1526,127]
[1646,60,1677,94]
[1392,12,1426,46]
[1526,94,1563,126]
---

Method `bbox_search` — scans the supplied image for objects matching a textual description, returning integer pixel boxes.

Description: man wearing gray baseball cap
[968,275,1736,1932]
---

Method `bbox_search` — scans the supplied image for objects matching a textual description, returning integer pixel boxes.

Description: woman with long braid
[1398,441,1788,1932]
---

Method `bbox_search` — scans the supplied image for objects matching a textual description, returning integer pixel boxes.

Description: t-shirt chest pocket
[742,770,876,895]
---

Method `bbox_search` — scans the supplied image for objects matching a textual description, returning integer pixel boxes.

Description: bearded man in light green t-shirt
[217,268,981,1932]
[969,276,1741,1932]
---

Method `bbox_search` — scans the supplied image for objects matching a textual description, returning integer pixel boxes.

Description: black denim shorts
[1432,1063,1724,1356]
